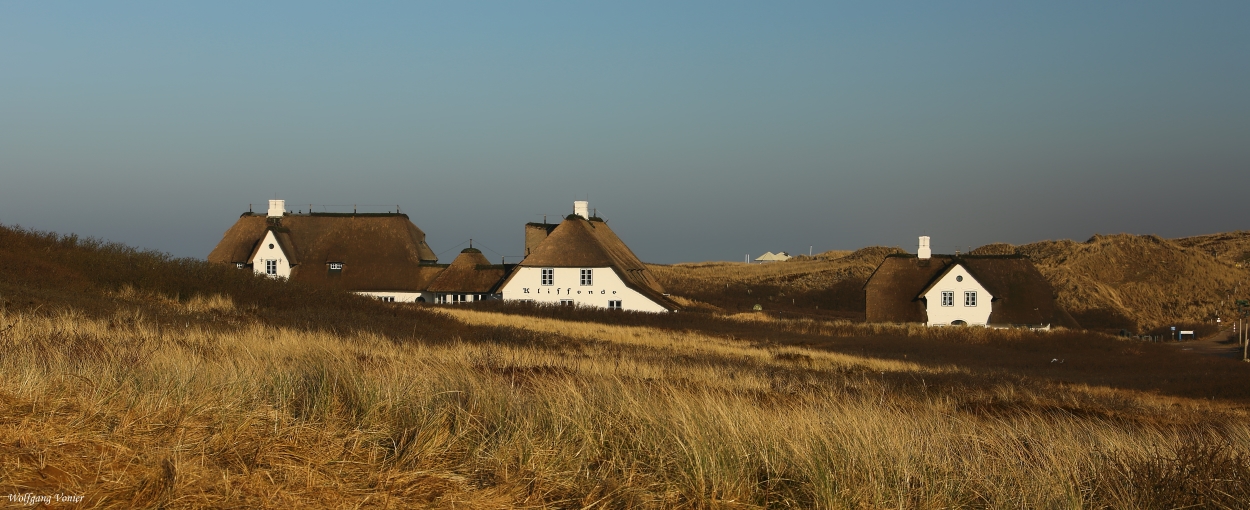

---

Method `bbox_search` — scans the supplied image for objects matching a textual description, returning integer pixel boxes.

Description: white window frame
[608,300,622,310]
[941,291,954,307]
[541,268,554,286]
[265,259,277,275]
[964,291,977,307]
[560,299,574,306]
[452,294,467,303]
[580,268,593,286]
[380,296,395,303]
[329,262,343,270]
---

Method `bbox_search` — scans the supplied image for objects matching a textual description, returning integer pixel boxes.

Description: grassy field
[4,224,1250,508]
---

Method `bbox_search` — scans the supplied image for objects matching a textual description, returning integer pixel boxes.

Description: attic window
[328,262,343,273]
[580,268,593,286]
[269,243,275,250]
[541,268,554,286]
[236,263,245,269]
[956,275,963,282]
[964,291,977,307]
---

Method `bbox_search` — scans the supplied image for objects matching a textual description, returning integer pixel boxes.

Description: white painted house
[863,236,1076,328]
[498,201,677,312]
[208,199,444,302]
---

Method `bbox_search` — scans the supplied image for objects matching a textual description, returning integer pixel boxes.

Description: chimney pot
[574,200,589,220]
[918,236,931,259]
[268,199,285,218]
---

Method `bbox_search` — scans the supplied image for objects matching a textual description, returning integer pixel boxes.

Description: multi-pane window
[452,294,467,303]
[940,291,954,307]
[236,263,245,269]
[608,300,622,310]
[541,268,554,286]
[560,299,574,306]
[580,268,593,286]
[964,291,977,307]
[329,262,343,270]
[265,260,277,275]
[380,296,395,303]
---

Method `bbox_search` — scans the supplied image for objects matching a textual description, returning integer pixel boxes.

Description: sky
[1,2,1248,263]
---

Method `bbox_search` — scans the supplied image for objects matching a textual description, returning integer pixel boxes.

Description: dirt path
[1166,327,1246,360]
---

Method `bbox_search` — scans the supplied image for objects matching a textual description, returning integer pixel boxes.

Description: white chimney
[574,200,589,220]
[268,199,285,218]
[918,236,931,259]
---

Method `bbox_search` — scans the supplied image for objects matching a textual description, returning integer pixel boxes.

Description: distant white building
[498,201,677,312]
[754,251,791,262]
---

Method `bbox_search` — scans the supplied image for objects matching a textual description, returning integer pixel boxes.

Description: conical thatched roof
[426,248,512,293]
[207,212,443,292]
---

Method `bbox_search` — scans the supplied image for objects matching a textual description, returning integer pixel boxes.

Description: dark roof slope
[864,254,1078,327]
[509,217,677,310]
[426,249,512,293]
[207,213,442,292]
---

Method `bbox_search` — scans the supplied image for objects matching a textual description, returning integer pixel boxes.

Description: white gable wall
[501,267,669,313]
[921,264,992,326]
[249,231,292,279]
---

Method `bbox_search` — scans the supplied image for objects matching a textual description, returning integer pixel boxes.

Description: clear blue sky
[2,2,1247,263]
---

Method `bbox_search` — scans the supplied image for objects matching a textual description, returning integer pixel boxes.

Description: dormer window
[236,263,245,269]
[265,260,277,275]
[328,262,343,272]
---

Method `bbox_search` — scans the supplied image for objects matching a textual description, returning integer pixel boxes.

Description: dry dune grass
[1013,234,1249,331]
[4,301,1250,508]
[647,247,904,318]
[1175,230,1250,267]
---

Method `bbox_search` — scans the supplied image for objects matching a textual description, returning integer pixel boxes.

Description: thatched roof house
[864,237,1077,328]
[499,201,677,312]
[207,200,442,301]
[425,248,513,303]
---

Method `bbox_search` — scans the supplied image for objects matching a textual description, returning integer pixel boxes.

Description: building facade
[498,201,677,312]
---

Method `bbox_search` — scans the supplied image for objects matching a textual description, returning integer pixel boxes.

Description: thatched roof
[864,254,1078,327]
[506,216,677,310]
[207,213,443,292]
[426,248,513,293]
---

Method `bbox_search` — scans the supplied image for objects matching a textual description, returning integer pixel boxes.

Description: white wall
[500,266,669,313]
[355,291,432,303]
[250,231,292,279]
[921,264,992,326]
[431,293,498,304]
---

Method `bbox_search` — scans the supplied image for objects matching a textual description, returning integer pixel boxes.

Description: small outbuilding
[425,247,513,304]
